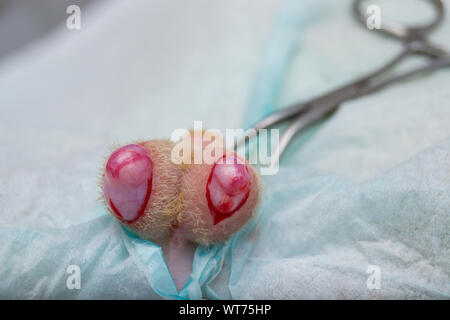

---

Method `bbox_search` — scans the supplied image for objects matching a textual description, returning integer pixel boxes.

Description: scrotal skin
[176,152,261,245]
[100,132,261,290]
[101,140,183,244]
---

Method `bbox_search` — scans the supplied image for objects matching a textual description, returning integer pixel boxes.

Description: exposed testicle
[206,155,251,225]
[103,144,153,222]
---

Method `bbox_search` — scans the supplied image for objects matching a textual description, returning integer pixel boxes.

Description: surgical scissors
[237,0,450,166]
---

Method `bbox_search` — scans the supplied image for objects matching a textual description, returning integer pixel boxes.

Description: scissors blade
[270,100,339,166]
[236,80,362,149]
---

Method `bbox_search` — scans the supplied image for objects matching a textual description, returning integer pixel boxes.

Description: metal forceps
[237,0,450,166]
